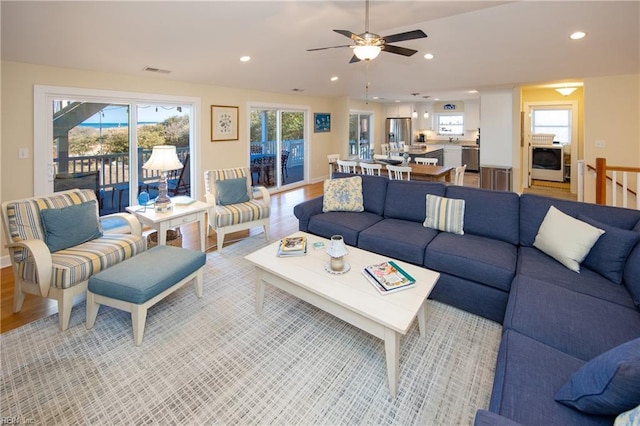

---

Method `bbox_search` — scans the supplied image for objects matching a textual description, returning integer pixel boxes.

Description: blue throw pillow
[578,214,640,284]
[216,177,250,206]
[40,200,103,252]
[555,337,640,415]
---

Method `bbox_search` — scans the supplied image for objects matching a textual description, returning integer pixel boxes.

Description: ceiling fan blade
[334,29,364,41]
[307,45,352,52]
[383,29,427,44]
[349,55,361,64]
[382,44,418,57]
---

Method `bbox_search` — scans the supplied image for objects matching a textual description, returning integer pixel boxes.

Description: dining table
[335,159,454,182]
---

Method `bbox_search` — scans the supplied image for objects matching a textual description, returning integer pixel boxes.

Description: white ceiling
[2,1,639,103]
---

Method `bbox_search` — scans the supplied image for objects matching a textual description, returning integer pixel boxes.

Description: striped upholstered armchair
[1,189,145,330]
[204,167,270,251]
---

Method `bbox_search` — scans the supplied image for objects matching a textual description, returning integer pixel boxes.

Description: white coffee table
[126,200,211,251]
[245,231,440,398]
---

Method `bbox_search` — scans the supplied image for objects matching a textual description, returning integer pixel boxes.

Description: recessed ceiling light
[240,56,251,62]
[395,100,401,103]
[330,76,338,82]
[570,31,586,40]
[468,90,478,94]
[424,53,435,60]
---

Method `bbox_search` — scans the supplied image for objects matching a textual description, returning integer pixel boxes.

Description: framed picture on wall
[314,113,331,133]
[211,105,239,141]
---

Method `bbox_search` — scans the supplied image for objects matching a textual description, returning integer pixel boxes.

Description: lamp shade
[326,235,349,258]
[142,145,183,171]
[353,45,381,61]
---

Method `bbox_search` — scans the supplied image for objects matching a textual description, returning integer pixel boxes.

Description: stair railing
[589,158,640,209]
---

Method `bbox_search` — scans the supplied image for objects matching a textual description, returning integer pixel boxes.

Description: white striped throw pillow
[423,194,465,235]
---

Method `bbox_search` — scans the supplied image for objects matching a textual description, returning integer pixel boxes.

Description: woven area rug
[1,236,501,425]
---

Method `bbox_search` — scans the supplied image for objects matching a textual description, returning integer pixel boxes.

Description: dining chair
[454,164,467,186]
[360,162,382,176]
[386,164,412,180]
[327,153,340,177]
[373,154,388,161]
[380,144,390,155]
[390,155,410,163]
[336,159,358,173]
[415,157,438,165]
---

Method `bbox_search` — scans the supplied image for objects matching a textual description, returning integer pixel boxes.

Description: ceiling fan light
[556,87,577,96]
[354,45,381,61]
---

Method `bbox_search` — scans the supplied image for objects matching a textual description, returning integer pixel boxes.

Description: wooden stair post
[595,157,607,205]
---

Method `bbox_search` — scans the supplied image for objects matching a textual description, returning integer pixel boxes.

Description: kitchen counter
[423,141,479,147]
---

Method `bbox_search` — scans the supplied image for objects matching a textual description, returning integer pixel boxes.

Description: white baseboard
[1,255,11,269]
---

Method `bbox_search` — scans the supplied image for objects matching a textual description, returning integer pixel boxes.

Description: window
[436,114,464,136]
[531,108,571,144]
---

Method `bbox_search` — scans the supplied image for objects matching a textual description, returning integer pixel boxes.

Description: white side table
[126,200,211,252]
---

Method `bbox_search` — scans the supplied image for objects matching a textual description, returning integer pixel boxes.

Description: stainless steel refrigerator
[385,118,412,145]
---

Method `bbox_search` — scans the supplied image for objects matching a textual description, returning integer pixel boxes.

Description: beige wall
[0,60,354,196]
[584,74,640,205]
[0,61,353,260]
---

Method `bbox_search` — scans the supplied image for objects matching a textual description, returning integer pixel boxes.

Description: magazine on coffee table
[362,261,416,295]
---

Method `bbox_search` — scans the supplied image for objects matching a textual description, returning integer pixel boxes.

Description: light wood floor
[1,177,573,333]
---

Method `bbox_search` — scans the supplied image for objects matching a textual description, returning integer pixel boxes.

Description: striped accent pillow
[423,194,465,235]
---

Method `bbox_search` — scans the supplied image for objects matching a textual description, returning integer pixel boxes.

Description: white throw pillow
[533,206,605,272]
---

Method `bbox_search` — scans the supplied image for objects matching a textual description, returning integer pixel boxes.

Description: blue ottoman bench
[86,245,207,345]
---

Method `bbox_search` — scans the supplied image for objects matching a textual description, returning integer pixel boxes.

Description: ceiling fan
[307,0,427,63]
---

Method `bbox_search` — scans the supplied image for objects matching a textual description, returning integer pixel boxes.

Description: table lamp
[142,145,183,213]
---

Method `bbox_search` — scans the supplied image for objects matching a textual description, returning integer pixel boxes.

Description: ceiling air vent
[143,66,171,74]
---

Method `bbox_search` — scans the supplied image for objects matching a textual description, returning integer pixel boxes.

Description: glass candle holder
[326,235,348,271]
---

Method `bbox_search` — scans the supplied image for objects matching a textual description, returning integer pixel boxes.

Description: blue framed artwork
[314,113,331,133]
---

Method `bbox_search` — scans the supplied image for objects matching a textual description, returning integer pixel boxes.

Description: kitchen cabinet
[425,148,443,165]
[465,100,480,131]
[414,103,433,131]
[385,103,412,118]
[444,145,462,168]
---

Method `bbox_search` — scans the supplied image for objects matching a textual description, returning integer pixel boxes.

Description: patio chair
[1,189,145,330]
[168,154,190,196]
[54,170,102,209]
[204,167,270,252]
[281,150,290,183]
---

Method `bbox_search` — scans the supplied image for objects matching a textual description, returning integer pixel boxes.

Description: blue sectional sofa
[293,173,640,425]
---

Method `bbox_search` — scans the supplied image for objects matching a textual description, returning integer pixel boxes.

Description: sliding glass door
[36,86,198,216]
[249,107,306,189]
[349,112,373,159]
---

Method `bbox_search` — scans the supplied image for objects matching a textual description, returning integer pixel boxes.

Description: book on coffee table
[277,236,307,257]
[362,261,416,295]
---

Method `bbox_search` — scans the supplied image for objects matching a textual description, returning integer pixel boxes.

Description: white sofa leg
[263,223,270,241]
